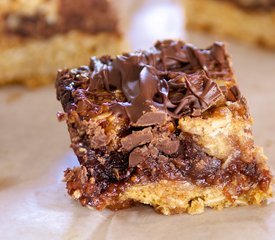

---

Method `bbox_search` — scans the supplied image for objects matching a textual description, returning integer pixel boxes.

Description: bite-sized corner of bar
[56,39,273,215]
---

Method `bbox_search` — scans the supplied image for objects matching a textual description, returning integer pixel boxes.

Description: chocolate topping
[57,40,239,126]
[134,111,167,127]
[227,85,242,102]
[90,40,231,124]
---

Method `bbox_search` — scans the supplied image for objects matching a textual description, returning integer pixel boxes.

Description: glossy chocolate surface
[57,40,238,126]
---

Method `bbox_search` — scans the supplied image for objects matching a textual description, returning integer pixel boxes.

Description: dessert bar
[183,0,275,49]
[0,0,122,86]
[56,40,273,215]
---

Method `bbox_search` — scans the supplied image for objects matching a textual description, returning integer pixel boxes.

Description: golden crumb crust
[0,32,123,87]
[120,180,273,215]
[67,170,272,215]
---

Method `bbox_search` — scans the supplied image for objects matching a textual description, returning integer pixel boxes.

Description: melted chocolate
[57,40,235,125]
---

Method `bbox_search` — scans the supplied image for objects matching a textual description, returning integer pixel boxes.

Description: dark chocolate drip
[61,40,237,125]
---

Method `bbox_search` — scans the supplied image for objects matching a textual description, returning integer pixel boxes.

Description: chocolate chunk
[227,85,242,101]
[172,72,223,116]
[211,42,227,65]
[121,128,153,151]
[129,146,148,167]
[156,138,180,155]
[134,111,167,127]
[185,44,214,69]
[186,71,223,107]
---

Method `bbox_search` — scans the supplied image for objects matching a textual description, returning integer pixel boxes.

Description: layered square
[0,0,123,86]
[56,40,273,215]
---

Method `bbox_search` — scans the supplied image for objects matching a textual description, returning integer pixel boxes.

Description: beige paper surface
[0,1,274,239]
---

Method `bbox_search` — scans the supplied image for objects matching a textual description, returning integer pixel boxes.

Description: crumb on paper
[5,91,23,103]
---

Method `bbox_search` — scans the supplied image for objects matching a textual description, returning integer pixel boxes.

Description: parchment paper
[0,1,274,239]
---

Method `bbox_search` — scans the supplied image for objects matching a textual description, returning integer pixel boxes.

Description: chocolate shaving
[121,128,153,151]
[227,85,242,101]
[129,146,148,168]
[156,138,180,155]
